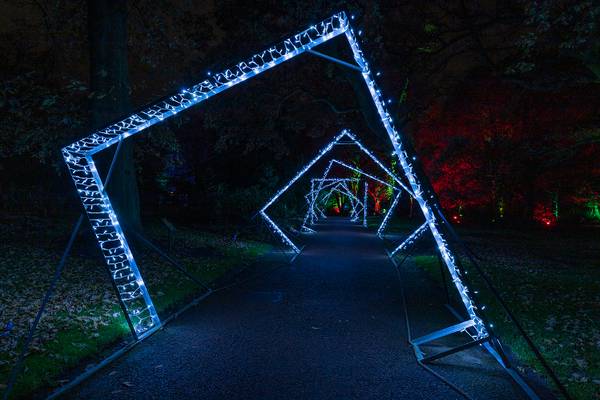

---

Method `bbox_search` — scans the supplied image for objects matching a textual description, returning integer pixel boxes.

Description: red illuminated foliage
[533,203,557,227]
[414,79,600,223]
[368,183,387,215]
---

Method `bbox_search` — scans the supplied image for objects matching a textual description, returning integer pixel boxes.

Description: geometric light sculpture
[62,11,490,348]
[376,190,402,237]
[260,128,400,251]
[302,158,407,232]
[320,180,363,219]
[260,130,356,253]
[320,179,365,222]
[389,221,428,257]
[303,178,360,227]
[310,179,355,220]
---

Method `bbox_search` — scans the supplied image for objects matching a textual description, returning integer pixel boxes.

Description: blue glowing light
[314,179,364,221]
[377,190,402,237]
[63,13,349,339]
[363,182,368,227]
[389,222,428,257]
[344,24,487,337]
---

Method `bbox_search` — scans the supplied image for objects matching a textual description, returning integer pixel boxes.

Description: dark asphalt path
[68,218,532,400]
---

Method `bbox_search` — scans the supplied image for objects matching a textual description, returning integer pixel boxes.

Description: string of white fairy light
[261,130,352,213]
[330,159,397,189]
[363,182,368,227]
[389,221,429,257]
[377,190,402,237]
[343,23,487,338]
[341,132,413,197]
[310,161,335,224]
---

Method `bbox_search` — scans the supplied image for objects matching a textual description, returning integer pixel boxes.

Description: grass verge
[410,227,600,400]
[0,217,271,399]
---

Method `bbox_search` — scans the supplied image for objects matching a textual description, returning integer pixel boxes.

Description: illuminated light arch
[316,179,365,222]
[306,178,362,224]
[259,130,355,254]
[302,178,359,229]
[261,129,400,250]
[63,12,488,344]
[389,221,428,257]
[302,158,406,232]
[377,190,402,238]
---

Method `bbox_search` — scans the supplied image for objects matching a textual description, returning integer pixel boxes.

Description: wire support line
[307,49,363,72]
[125,228,212,292]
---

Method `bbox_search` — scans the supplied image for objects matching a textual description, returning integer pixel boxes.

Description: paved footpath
[68,218,537,400]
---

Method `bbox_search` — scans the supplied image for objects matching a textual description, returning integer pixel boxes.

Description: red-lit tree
[367,183,386,215]
[414,79,600,224]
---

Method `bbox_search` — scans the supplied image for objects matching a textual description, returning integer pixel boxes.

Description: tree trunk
[374,199,381,214]
[88,0,142,231]
[368,191,383,214]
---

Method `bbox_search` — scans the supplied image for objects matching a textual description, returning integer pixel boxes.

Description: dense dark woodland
[1,0,598,226]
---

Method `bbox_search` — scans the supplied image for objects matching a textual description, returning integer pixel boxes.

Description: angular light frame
[316,179,364,221]
[63,11,487,340]
[303,158,407,231]
[377,190,402,237]
[261,129,399,250]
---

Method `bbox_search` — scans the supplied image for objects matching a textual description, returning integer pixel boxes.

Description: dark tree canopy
[0,0,598,225]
